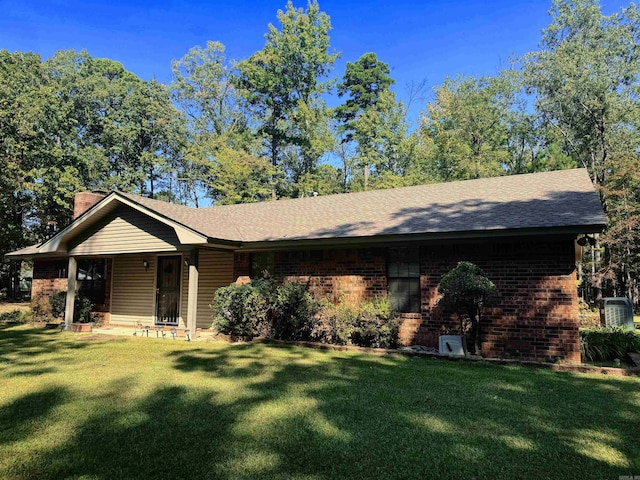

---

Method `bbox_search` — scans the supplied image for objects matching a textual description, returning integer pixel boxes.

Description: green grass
[1,325,639,480]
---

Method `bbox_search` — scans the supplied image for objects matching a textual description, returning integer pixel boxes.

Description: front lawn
[1,325,639,480]
[0,302,30,314]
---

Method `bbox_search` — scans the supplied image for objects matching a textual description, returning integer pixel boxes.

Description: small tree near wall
[438,261,497,354]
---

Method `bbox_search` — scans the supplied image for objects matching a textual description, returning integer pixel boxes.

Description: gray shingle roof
[120,168,606,243]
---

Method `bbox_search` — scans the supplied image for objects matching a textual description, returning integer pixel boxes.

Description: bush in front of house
[580,326,640,362]
[211,279,401,348]
[74,296,94,323]
[438,261,497,354]
[43,291,95,323]
[312,296,401,349]
[353,296,401,348]
[0,309,31,323]
[50,291,67,319]
[270,280,319,341]
[211,278,319,340]
[211,281,271,338]
[31,295,53,322]
[312,299,357,345]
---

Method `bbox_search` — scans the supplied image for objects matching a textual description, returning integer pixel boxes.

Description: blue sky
[2,0,561,119]
[0,0,624,121]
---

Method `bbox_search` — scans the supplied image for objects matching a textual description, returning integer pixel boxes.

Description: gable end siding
[68,206,181,255]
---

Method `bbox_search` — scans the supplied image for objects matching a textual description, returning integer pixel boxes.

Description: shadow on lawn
[0,325,94,381]
[0,387,70,447]
[3,336,640,480]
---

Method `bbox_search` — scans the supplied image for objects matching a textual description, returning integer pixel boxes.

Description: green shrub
[313,300,357,345]
[211,282,269,338]
[211,280,400,347]
[31,295,53,322]
[353,297,401,348]
[578,298,600,327]
[50,291,67,319]
[438,261,496,354]
[0,309,31,324]
[313,296,401,348]
[40,292,94,323]
[74,296,94,323]
[211,278,318,340]
[580,326,640,362]
[271,281,319,341]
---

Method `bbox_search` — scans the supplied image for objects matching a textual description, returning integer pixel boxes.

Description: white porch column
[186,249,199,334]
[64,256,78,329]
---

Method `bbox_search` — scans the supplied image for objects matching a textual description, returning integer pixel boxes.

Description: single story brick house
[7,168,606,362]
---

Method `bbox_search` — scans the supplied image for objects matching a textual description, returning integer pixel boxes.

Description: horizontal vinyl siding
[196,250,234,329]
[110,254,156,326]
[69,206,181,255]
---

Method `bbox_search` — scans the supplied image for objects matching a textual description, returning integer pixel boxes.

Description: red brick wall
[233,237,580,363]
[235,248,387,303]
[32,260,69,299]
[414,240,580,363]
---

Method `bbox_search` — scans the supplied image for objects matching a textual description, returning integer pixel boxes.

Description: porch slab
[90,325,212,341]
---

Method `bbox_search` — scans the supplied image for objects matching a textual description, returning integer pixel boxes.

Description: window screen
[387,247,420,313]
[77,259,106,305]
[250,252,275,278]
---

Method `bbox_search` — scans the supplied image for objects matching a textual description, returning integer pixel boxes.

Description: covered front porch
[59,248,234,336]
[14,190,241,337]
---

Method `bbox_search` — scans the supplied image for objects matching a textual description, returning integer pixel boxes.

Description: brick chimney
[73,190,108,219]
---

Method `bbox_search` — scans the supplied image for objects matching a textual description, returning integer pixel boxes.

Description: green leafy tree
[521,0,640,302]
[522,0,640,195]
[349,90,420,189]
[423,75,514,181]
[172,41,247,138]
[599,151,640,300]
[438,261,497,354]
[207,147,281,205]
[504,111,577,175]
[116,79,185,198]
[171,41,252,205]
[0,50,79,249]
[0,50,82,296]
[46,50,185,198]
[235,0,339,189]
[296,163,344,196]
[333,52,426,191]
[335,52,394,142]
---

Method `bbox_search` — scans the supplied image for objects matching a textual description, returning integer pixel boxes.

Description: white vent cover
[439,335,465,356]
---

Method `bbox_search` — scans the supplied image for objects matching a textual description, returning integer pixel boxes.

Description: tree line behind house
[1,0,639,307]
